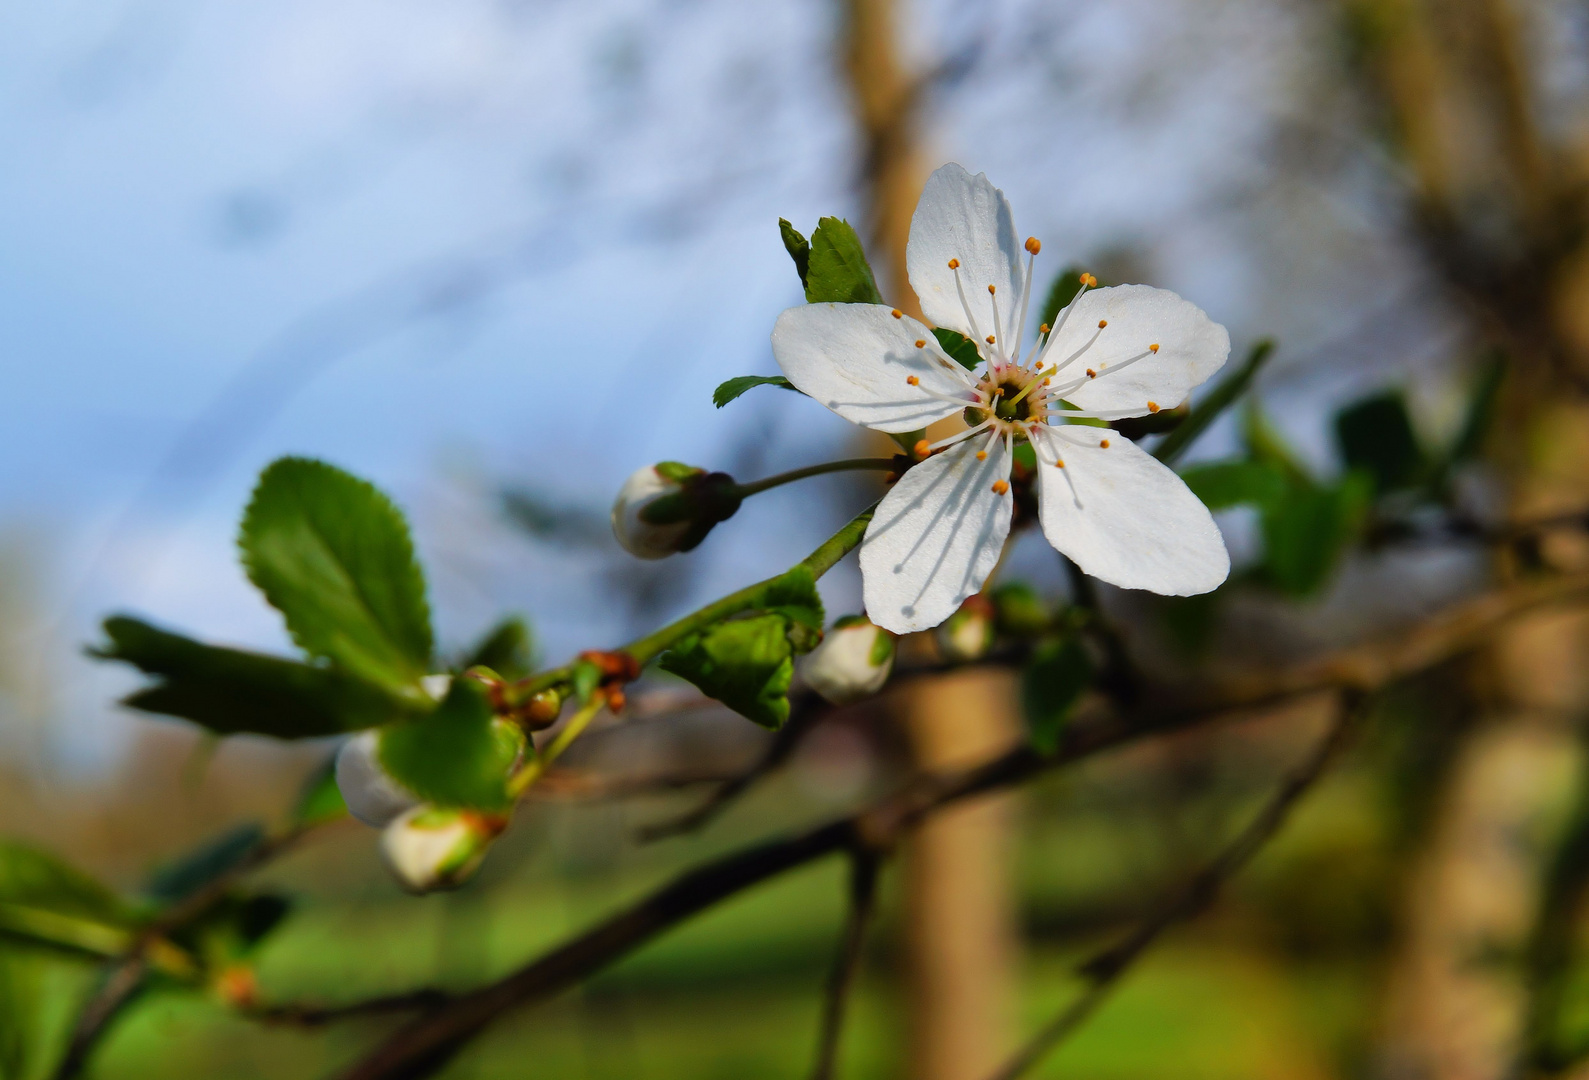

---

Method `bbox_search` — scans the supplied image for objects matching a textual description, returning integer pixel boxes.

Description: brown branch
[810,851,883,1080]
[325,570,1589,1080]
[984,693,1363,1080]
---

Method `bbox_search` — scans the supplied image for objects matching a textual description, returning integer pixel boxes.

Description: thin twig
[810,851,883,1080]
[983,693,1364,1080]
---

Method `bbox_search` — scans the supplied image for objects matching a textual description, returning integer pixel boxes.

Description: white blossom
[611,464,696,559]
[335,730,420,828]
[379,805,500,893]
[772,163,1231,633]
[802,616,895,704]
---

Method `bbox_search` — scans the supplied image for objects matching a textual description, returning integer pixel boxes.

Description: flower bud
[936,594,996,663]
[610,462,741,559]
[335,730,420,827]
[991,582,1051,638]
[379,805,506,893]
[802,616,895,705]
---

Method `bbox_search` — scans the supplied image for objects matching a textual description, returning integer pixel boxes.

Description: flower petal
[772,303,975,433]
[1033,425,1229,595]
[1042,285,1229,417]
[905,163,1023,343]
[861,435,1013,633]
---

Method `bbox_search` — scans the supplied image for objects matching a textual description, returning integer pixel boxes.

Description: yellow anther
[1100,439,1111,448]
[1149,343,1160,353]
[914,339,927,348]
[1055,459,1066,468]
[985,335,996,344]
[1043,377,1051,385]
[913,439,931,459]
[1097,319,1107,328]
[1079,273,1097,288]
[976,450,987,461]
[991,480,1010,495]
[1038,323,1050,335]
[1025,237,1041,254]
[948,258,960,269]
[1147,401,1160,413]
[891,308,903,319]
[906,375,920,386]
[1086,368,1096,378]
[987,284,996,295]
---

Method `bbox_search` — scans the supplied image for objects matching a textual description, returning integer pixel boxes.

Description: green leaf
[0,844,128,928]
[463,617,535,680]
[1242,404,1315,486]
[292,758,348,828]
[931,328,982,371]
[378,679,521,810]
[239,458,433,694]
[1448,352,1506,464]
[779,218,811,288]
[93,616,409,739]
[1179,461,1289,511]
[660,614,798,729]
[761,565,825,639]
[1022,638,1093,754]
[1036,267,1097,333]
[179,893,292,967]
[1154,339,1274,466]
[713,375,799,408]
[1260,473,1372,597]
[0,945,100,1080]
[804,218,884,305]
[1333,390,1425,493]
[146,823,265,905]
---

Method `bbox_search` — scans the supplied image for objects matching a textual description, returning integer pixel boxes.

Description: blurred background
[4,0,1589,1076]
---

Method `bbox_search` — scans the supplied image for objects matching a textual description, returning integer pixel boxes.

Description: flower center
[965,365,1050,432]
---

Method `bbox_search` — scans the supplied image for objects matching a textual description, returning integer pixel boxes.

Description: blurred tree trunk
[839,2,1020,1076]
[1345,1,1589,1076]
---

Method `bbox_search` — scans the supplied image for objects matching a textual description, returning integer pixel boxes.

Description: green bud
[611,463,742,558]
[380,805,506,893]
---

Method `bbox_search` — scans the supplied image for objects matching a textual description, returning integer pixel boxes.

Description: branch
[983,693,1362,1080]
[325,570,1589,1080]
[809,851,882,1080]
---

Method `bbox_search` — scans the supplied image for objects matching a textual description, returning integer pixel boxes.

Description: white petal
[1043,285,1229,416]
[905,164,1023,343]
[772,303,975,433]
[861,436,1013,633]
[1033,425,1229,596]
[336,731,420,828]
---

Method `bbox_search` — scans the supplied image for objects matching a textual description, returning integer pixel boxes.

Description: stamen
[1086,369,1096,378]
[891,309,903,319]
[1149,343,1160,353]
[1012,240,1039,363]
[976,450,987,461]
[987,284,997,295]
[1036,272,1095,366]
[986,284,1006,363]
[991,480,1009,495]
[1148,401,1160,413]
[985,335,996,345]
[1025,237,1041,254]
[947,258,960,269]
[925,419,994,452]
[906,376,920,386]
[949,260,987,364]
[1097,319,1108,329]
[913,439,931,459]
[1049,322,1107,376]
[915,339,926,348]
[1038,323,1050,336]
[1050,346,1162,399]
[1100,439,1110,448]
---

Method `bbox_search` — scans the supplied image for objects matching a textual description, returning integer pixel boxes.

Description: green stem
[509,694,606,797]
[732,458,897,498]
[1153,338,1274,466]
[512,504,877,699]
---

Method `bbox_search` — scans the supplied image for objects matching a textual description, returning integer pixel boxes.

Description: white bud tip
[335,731,421,828]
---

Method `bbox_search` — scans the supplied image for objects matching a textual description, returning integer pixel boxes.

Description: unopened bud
[936,594,995,662]
[611,463,741,559]
[802,616,895,705]
[335,730,420,827]
[380,805,505,893]
[522,687,564,729]
[991,582,1050,638]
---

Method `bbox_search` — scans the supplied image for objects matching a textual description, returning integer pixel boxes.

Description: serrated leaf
[240,458,433,694]
[379,679,521,810]
[93,616,409,739]
[660,614,797,729]
[931,328,982,371]
[1022,638,1092,754]
[1334,390,1424,493]
[146,823,265,906]
[463,616,535,680]
[779,218,811,288]
[1179,461,1288,511]
[804,218,884,305]
[713,375,799,408]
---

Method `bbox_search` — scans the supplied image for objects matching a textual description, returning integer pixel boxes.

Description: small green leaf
[804,218,884,305]
[761,565,825,639]
[779,218,811,288]
[1022,638,1092,754]
[181,893,292,967]
[660,614,797,729]
[1260,473,1372,597]
[378,679,521,810]
[1179,461,1289,511]
[0,843,129,928]
[463,617,535,680]
[931,328,982,371]
[1243,404,1315,486]
[1446,352,1506,465]
[1036,267,1097,334]
[292,758,348,828]
[571,659,602,705]
[713,375,799,408]
[93,616,410,739]
[1334,390,1424,493]
[146,823,265,905]
[240,458,433,694]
